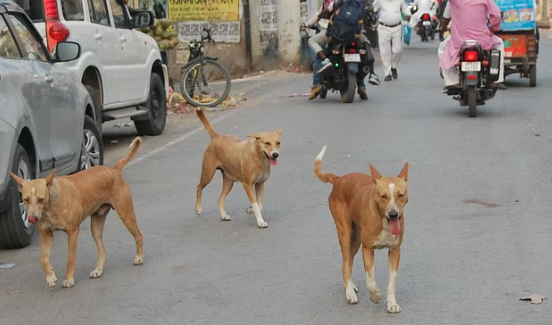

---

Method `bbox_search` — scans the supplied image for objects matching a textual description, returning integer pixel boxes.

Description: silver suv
[0,0,103,249]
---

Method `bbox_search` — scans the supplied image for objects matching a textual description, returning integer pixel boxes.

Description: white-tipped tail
[316,145,327,161]
[129,137,140,150]
[196,107,202,112]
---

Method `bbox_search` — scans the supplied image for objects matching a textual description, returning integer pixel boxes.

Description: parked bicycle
[180,27,232,107]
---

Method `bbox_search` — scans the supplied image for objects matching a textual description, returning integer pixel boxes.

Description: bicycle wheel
[180,60,231,107]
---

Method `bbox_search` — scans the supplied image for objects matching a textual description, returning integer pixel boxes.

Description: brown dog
[195,107,282,228]
[314,145,409,313]
[11,137,144,288]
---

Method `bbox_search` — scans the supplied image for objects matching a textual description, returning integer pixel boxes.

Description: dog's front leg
[387,248,401,313]
[246,183,265,214]
[40,228,57,288]
[243,183,268,228]
[362,246,381,304]
[63,228,80,288]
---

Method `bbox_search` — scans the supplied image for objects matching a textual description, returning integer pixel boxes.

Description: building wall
[164,0,321,86]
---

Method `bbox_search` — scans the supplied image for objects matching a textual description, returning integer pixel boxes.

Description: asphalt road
[2,31,552,325]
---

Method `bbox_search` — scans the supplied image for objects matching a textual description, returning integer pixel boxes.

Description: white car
[16,0,169,136]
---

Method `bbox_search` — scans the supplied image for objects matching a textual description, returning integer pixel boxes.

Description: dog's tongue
[270,158,278,166]
[28,216,37,224]
[389,219,401,235]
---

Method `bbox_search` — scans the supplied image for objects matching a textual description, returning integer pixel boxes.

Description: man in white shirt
[373,0,411,81]
[409,0,438,29]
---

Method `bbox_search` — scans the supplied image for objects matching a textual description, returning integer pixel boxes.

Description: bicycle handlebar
[201,27,214,43]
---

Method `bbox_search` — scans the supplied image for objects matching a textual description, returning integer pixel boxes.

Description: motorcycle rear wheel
[467,86,477,118]
[340,71,357,103]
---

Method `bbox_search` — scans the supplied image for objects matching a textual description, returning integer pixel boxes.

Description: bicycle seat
[206,56,219,60]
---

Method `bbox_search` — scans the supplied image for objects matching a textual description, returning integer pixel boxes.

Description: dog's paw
[221,214,231,221]
[352,282,359,292]
[346,287,358,304]
[62,278,75,288]
[246,206,254,214]
[387,302,401,313]
[90,269,103,278]
[369,289,382,304]
[46,274,58,287]
[257,220,269,228]
[195,207,202,215]
[134,256,144,265]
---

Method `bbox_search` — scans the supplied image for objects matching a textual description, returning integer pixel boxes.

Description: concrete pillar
[277,0,302,65]
[249,0,264,70]
[541,0,551,28]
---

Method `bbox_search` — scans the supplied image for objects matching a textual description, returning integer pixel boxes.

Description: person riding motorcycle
[304,0,381,100]
[409,0,438,30]
[439,0,507,92]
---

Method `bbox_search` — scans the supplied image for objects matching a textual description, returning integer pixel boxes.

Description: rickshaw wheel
[529,64,536,87]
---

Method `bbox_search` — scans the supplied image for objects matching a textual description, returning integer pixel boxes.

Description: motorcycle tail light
[349,49,356,53]
[467,75,477,80]
[464,51,478,61]
[422,14,430,20]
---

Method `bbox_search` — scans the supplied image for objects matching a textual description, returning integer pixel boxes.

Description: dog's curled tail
[196,107,218,139]
[114,137,142,171]
[314,145,339,184]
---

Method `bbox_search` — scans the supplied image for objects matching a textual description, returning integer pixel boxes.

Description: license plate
[343,53,361,63]
[461,61,481,72]
[423,21,431,26]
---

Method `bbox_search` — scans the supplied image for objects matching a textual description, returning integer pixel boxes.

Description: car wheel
[135,73,167,136]
[0,144,35,249]
[79,115,104,171]
[85,85,103,133]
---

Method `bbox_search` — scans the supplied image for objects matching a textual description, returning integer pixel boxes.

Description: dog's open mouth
[28,216,38,224]
[388,218,401,235]
[265,152,278,166]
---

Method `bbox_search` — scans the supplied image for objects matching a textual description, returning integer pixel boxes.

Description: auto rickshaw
[495,29,538,87]
[494,0,538,87]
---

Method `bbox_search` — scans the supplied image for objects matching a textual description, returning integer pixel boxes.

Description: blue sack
[403,23,412,46]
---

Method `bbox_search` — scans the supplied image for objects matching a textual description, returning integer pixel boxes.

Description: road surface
[1,30,552,325]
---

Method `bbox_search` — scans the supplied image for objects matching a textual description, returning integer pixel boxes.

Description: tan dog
[11,137,144,288]
[195,107,282,228]
[314,145,409,313]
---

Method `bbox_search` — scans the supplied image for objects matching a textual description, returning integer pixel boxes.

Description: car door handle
[44,76,54,84]
[119,36,127,43]
[94,33,103,40]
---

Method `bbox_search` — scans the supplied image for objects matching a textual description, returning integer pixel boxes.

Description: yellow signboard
[168,0,240,22]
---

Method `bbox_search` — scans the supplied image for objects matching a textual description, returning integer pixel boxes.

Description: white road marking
[127,111,237,168]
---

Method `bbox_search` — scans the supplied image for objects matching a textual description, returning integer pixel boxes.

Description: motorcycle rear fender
[347,63,359,74]
[464,72,479,86]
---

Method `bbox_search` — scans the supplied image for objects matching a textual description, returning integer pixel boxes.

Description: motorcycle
[444,40,501,117]
[318,39,368,103]
[417,12,437,41]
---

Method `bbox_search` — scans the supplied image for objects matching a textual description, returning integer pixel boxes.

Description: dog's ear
[10,172,25,189]
[369,164,382,183]
[247,133,262,140]
[275,128,283,136]
[397,162,409,182]
[45,169,56,186]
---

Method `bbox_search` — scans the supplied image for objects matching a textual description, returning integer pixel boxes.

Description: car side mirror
[53,41,81,62]
[132,10,154,28]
